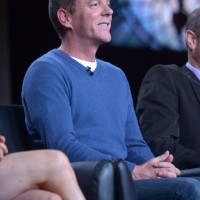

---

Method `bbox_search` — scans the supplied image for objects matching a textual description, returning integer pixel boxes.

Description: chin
[96,35,112,46]
[103,35,112,43]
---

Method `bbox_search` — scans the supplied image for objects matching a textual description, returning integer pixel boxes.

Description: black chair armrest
[72,160,115,200]
[179,168,200,177]
[114,159,137,200]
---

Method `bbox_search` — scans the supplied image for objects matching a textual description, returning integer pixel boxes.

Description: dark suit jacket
[136,64,200,169]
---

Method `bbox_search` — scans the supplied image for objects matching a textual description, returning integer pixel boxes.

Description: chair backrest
[0,104,30,153]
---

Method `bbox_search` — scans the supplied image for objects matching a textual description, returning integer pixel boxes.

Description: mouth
[98,23,110,27]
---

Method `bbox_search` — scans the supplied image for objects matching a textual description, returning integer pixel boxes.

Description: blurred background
[0,0,199,105]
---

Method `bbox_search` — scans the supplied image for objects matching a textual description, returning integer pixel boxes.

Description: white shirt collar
[71,56,97,72]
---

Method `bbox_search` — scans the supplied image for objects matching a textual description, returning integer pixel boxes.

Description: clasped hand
[132,151,180,180]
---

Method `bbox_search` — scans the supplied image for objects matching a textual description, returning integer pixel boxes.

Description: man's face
[186,29,200,68]
[193,37,200,66]
[70,0,113,46]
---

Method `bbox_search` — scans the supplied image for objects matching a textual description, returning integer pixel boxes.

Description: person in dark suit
[136,7,200,170]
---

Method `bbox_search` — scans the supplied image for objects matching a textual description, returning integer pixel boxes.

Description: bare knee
[42,150,73,176]
[47,150,70,169]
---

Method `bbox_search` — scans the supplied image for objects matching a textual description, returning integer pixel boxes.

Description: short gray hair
[185,8,200,39]
[48,0,75,39]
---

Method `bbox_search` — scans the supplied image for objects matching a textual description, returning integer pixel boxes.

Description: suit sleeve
[136,64,200,169]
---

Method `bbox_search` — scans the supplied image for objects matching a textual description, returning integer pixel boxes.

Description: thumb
[154,151,170,163]
[164,153,173,163]
[0,135,6,143]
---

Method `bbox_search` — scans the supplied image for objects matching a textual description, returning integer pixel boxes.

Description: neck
[188,58,200,70]
[59,37,99,62]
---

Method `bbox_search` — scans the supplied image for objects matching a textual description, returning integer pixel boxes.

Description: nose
[102,3,113,16]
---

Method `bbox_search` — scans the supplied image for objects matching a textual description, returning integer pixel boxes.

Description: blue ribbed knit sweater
[22,49,154,171]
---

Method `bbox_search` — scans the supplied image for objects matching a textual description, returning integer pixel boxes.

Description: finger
[154,161,175,168]
[0,143,8,154]
[154,163,180,176]
[0,148,4,160]
[0,135,6,143]
[154,161,180,176]
[157,171,178,178]
[164,154,173,163]
[0,135,8,154]
[153,151,170,164]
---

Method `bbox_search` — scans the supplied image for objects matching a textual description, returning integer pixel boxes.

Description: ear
[185,30,197,50]
[57,8,73,28]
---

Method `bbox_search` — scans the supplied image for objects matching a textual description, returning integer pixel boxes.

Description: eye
[107,1,111,7]
[89,1,100,8]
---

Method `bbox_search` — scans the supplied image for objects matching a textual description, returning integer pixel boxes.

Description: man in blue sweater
[22,0,200,199]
